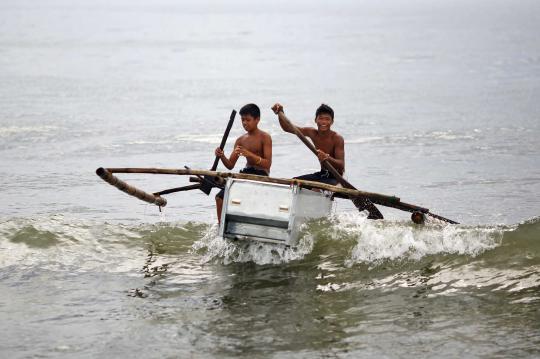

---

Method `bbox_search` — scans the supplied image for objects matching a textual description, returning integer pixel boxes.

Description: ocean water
[1,0,539,357]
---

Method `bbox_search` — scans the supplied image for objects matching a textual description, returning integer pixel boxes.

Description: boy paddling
[271,103,343,185]
[271,102,384,219]
[214,103,272,222]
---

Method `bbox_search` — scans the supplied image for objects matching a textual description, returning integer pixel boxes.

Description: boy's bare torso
[300,127,344,174]
[303,129,340,159]
[235,130,271,170]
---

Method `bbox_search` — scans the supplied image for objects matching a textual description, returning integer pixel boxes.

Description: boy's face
[315,113,333,132]
[241,114,260,132]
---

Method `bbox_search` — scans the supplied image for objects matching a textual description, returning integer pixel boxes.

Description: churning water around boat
[1,0,540,357]
[1,214,539,357]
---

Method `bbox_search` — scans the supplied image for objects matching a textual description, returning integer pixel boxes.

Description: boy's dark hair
[315,104,334,120]
[239,103,260,119]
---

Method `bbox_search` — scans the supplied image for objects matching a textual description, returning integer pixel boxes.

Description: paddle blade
[352,196,384,219]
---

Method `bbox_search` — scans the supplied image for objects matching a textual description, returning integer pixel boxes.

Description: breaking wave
[1,214,538,267]
[1,214,538,298]
[191,212,536,267]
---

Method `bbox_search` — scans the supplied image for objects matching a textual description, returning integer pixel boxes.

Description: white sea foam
[191,223,315,265]
[325,212,504,267]
[190,212,508,266]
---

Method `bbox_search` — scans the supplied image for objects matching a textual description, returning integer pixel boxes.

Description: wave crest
[323,212,505,267]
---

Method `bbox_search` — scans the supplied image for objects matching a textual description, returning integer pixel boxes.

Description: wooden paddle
[151,110,236,197]
[272,107,458,224]
[272,107,384,219]
[199,109,237,194]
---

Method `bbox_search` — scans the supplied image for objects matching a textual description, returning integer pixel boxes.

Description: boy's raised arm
[272,103,295,134]
[272,103,314,137]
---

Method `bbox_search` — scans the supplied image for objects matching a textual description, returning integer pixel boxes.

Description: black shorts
[215,167,269,199]
[294,169,338,185]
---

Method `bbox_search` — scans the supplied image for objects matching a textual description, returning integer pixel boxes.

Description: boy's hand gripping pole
[199,109,237,195]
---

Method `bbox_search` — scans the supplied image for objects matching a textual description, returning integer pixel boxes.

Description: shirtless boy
[271,103,343,185]
[214,103,272,222]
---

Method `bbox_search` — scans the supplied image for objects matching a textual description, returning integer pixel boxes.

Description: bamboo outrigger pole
[96,167,167,207]
[98,167,400,203]
[95,167,458,224]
